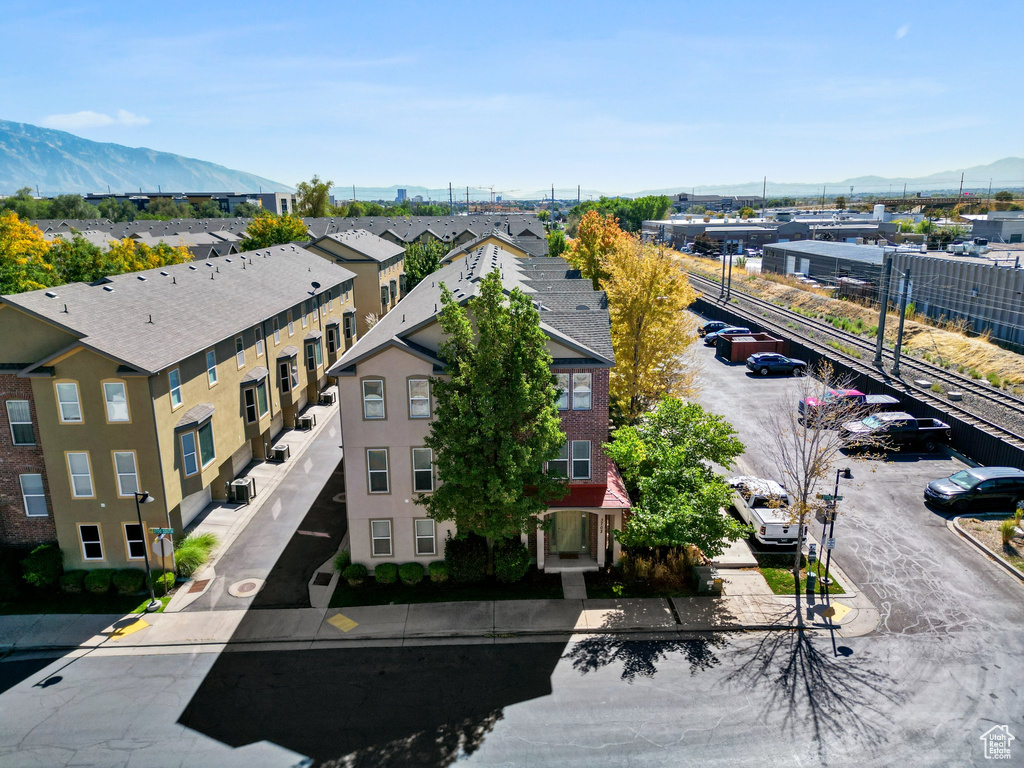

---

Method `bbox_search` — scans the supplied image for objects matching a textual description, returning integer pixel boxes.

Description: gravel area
[960,516,1024,571]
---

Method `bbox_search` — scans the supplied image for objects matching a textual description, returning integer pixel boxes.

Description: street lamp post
[819,467,852,601]
[134,491,161,612]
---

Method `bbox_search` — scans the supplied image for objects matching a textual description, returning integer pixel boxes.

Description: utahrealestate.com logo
[979,725,1015,760]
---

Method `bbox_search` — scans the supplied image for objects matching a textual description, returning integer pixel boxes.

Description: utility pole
[987,178,993,210]
[720,252,727,297]
[726,252,734,299]
[958,172,964,201]
[902,183,907,208]
[577,184,580,207]
[761,176,766,218]
[352,185,355,202]
[449,182,453,215]
[873,250,893,367]
[466,186,469,213]
[891,267,911,377]
[821,186,826,212]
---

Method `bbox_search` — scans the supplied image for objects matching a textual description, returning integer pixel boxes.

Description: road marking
[328,613,358,632]
[107,618,149,640]
[303,458,313,474]
[271,498,282,519]
[821,601,852,623]
[297,529,331,538]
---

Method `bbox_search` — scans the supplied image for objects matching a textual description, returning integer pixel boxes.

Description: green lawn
[754,552,845,596]
[0,592,171,615]
[329,568,563,608]
[584,569,696,599]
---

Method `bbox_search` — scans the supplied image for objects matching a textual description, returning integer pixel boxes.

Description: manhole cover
[188,578,211,594]
[228,578,265,597]
[313,572,332,586]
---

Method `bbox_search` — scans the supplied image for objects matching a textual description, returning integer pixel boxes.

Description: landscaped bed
[959,516,1024,572]
[583,568,696,599]
[754,551,845,596]
[0,593,171,615]
[328,567,563,608]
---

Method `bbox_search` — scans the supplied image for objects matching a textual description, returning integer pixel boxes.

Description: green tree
[346,200,366,217]
[606,396,748,557]
[196,201,228,218]
[295,175,334,217]
[419,270,566,541]
[1,188,50,220]
[49,195,99,220]
[536,210,550,223]
[96,198,138,222]
[547,230,567,257]
[834,196,847,210]
[47,236,106,284]
[232,202,261,217]
[143,199,194,219]
[239,213,310,250]
[994,190,1014,202]
[403,239,447,291]
[738,206,755,219]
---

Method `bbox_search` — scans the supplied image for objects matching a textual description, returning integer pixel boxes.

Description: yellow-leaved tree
[104,238,192,273]
[604,238,699,423]
[0,211,54,294]
[566,210,630,290]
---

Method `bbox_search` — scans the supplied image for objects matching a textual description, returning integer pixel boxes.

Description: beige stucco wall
[337,345,455,566]
[307,239,405,337]
[0,305,78,364]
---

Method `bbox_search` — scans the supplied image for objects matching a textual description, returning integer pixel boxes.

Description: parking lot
[690,316,1024,636]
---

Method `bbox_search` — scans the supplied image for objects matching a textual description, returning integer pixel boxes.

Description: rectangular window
[287,311,294,336]
[67,452,94,498]
[289,359,299,389]
[103,381,130,422]
[326,327,338,354]
[113,451,139,496]
[415,519,436,556]
[572,373,592,410]
[206,350,218,386]
[256,380,268,417]
[301,305,308,328]
[408,379,430,418]
[198,422,216,467]
[273,318,281,344]
[235,336,245,368]
[168,369,182,409]
[370,519,392,556]
[548,441,569,478]
[255,326,265,357]
[78,524,103,561]
[244,388,258,423]
[20,474,47,517]
[363,380,385,419]
[180,432,198,476]
[572,440,591,479]
[279,361,291,394]
[412,447,433,492]
[55,381,82,423]
[367,448,389,493]
[314,340,323,368]
[555,373,569,410]
[389,279,398,302]
[343,315,354,339]
[124,523,146,560]
[7,400,34,445]
[306,342,316,372]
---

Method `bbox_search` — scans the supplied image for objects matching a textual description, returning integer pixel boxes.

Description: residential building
[0,245,356,567]
[256,193,300,216]
[328,246,629,572]
[439,229,532,265]
[306,230,407,338]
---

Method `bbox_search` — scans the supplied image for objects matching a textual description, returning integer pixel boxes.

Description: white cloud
[41,109,150,130]
[896,24,910,40]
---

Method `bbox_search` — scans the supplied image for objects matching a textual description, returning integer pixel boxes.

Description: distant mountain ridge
[0,120,291,195]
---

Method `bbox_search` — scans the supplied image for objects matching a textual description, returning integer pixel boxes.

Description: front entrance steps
[544,554,599,573]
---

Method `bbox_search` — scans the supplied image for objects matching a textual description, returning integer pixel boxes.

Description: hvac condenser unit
[230,476,257,505]
[270,443,291,462]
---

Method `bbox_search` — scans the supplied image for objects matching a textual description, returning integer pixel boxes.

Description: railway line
[685,270,1024,454]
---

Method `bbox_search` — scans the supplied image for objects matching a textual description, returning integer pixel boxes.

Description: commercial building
[328,246,629,572]
[0,246,356,567]
[971,212,1024,244]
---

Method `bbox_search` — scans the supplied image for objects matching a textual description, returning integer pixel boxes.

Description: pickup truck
[727,476,808,547]
[840,411,952,452]
[798,388,901,421]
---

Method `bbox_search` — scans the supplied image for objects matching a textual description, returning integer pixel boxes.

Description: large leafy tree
[0,211,53,293]
[239,212,310,250]
[606,396,748,557]
[546,230,567,257]
[605,239,698,422]
[566,210,629,289]
[403,239,446,291]
[419,270,566,540]
[295,175,333,217]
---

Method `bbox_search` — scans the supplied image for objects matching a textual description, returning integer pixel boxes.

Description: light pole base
[144,599,162,613]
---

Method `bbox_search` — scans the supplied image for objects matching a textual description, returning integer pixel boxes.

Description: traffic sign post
[826,538,836,550]
[149,528,174,535]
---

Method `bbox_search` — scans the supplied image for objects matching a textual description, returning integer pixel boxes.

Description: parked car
[840,411,951,452]
[727,476,808,546]
[704,326,750,346]
[798,389,901,420]
[924,467,1024,512]
[699,320,729,338]
[746,353,807,377]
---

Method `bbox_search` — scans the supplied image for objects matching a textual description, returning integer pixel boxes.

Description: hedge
[375,562,398,585]
[60,570,86,594]
[444,534,487,583]
[333,550,351,572]
[21,543,63,589]
[428,561,449,583]
[399,562,424,585]
[494,538,530,584]
[343,563,367,586]
[153,572,176,595]
[84,569,115,594]
[113,569,145,595]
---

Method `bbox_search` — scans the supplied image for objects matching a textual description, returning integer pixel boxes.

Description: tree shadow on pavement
[724,629,904,760]
[562,632,727,682]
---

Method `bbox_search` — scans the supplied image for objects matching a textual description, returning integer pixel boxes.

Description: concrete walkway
[560,572,588,600]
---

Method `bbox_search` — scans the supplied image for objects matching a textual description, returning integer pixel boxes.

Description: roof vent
[225,258,232,263]
[137,275,146,281]
[103,286,115,292]
[160,271,168,276]
[205,262,212,267]
[189,265,197,270]
[45,291,58,299]
[576,304,590,311]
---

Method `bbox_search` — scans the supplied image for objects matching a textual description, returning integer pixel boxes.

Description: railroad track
[686,271,1024,451]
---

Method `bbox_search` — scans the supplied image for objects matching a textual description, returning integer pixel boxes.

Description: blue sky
[2,0,1021,194]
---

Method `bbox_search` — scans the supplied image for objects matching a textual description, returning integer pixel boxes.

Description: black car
[745,353,807,376]
[703,326,749,346]
[699,321,729,338]
[924,467,1024,512]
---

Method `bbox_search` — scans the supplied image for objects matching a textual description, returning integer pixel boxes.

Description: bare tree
[757,363,888,611]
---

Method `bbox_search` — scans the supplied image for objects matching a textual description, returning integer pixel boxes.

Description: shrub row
[59,568,155,595]
[341,561,450,587]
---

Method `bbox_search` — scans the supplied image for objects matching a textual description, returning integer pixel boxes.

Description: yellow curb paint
[822,601,852,623]
[328,613,358,633]
[108,618,149,640]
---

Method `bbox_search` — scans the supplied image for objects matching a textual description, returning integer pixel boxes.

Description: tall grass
[1001,519,1018,546]
[175,532,220,578]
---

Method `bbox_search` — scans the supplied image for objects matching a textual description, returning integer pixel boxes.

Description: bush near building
[399,562,425,585]
[84,569,115,594]
[21,543,63,589]
[374,563,398,584]
[444,534,488,583]
[494,539,530,583]
[112,569,145,595]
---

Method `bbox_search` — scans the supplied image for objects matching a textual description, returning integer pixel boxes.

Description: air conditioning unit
[270,443,291,462]
[230,476,257,504]
[319,391,337,406]
[297,414,316,431]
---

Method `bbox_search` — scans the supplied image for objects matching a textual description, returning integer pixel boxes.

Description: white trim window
[124,523,146,560]
[67,452,94,497]
[287,311,294,336]
[412,447,433,492]
[180,432,199,476]
[367,449,389,493]
[548,441,569,478]
[273,318,281,344]
[78,524,103,561]
[408,379,430,418]
[235,336,246,369]
[370,519,392,556]
[572,373,592,410]
[244,381,269,423]
[56,381,82,423]
[168,369,182,409]
[198,422,216,468]
[326,326,339,354]
[279,360,292,394]
[113,451,140,496]
[206,350,218,386]
[572,440,592,479]
[7,400,34,445]
[255,326,265,357]
[362,380,385,419]
[19,474,47,517]
[415,519,436,556]
[103,381,130,422]
[555,373,569,410]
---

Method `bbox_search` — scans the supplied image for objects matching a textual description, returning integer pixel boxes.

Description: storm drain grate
[189,579,210,593]
[313,572,333,586]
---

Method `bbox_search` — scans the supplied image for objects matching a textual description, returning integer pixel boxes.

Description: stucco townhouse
[327,245,630,572]
[0,245,356,569]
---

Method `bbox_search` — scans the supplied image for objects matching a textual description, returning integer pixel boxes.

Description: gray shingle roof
[175,403,214,430]
[318,230,406,262]
[2,245,356,375]
[240,366,269,384]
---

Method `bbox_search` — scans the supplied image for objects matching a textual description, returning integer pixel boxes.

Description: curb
[948,514,1024,583]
